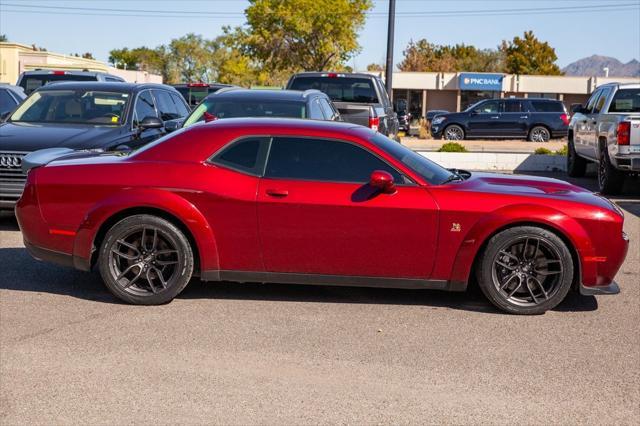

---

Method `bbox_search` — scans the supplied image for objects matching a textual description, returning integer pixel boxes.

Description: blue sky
[1,0,639,71]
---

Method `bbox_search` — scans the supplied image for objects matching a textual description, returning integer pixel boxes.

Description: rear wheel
[598,145,625,195]
[567,139,587,177]
[476,226,574,315]
[528,126,550,142]
[98,214,194,305]
[444,124,465,141]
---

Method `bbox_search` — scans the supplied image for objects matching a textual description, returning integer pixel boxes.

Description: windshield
[370,133,456,185]
[10,89,130,125]
[289,77,379,103]
[183,99,306,127]
[608,88,640,113]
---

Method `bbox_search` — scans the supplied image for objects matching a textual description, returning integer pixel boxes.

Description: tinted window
[265,137,402,183]
[289,77,379,103]
[20,75,96,94]
[170,93,190,117]
[154,90,183,121]
[608,88,640,113]
[473,101,499,113]
[134,91,157,124]
[0,90,18,115]
[529,100,564,112]
[502,101,522,113]
[593,88,611,114]
[318,98,335,120]
[210,137,269,175]
[308,98,323,119]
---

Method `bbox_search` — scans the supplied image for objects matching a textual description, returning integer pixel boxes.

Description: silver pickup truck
[567,82,640,194]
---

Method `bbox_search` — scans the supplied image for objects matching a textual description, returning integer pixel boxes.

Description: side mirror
[138,116,163,130]
[369,170,396,194]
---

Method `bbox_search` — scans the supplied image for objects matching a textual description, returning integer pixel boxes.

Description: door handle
[490,116,500,119]
[266,189,289,197]
[520,116,529,119]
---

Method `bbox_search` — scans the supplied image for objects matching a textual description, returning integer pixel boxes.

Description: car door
[574,89,600,157]
[497,100,528,137]
[131,90,164,147]
[257,136,439,279]
[588,87,612,157]
[467,100,500,137]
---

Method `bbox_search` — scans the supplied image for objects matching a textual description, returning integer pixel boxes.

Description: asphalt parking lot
[1,172,638,424]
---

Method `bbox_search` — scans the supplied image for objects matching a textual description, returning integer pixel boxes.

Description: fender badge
[451,223,461,232]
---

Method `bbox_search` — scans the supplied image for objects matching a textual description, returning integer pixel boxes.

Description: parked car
[172,82,235,108]
[17,70,125,95]
[0,84,26,120]
[286,72,399,140]
[431,98,569,141]
[168,88,341,131]
[0,82,190,210]
[567,83,640,194]
[16,118,627,314]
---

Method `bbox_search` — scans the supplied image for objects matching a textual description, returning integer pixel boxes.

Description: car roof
[204,88,325,102]
[172,82,233,88]
[21,70,117,76]
[290,72,380,79]
[32,81,180,93]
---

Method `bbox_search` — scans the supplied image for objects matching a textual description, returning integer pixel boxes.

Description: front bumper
[430,125,443,138]
[579,281,620,296]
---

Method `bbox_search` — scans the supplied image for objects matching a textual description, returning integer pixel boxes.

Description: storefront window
[460,90,499,110]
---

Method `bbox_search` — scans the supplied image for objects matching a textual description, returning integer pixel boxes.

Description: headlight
[432,116,446,125]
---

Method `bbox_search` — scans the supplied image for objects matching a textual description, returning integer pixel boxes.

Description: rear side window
[318,98,336,120]
[265,137,403,183]
[289,77,379,103]
[170,93,190,117]
[529,101,564,112]
[608,88,640,113]
[153,90,185,121]
[134,91,157,124]
[502,101,522,113]
[210,137,269,175]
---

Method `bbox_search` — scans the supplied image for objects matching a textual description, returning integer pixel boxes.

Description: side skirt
[201,270,466,292]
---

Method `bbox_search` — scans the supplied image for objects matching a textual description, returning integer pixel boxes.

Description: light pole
[385,0,396,99]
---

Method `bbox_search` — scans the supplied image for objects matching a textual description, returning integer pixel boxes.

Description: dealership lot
[0,174,638,424]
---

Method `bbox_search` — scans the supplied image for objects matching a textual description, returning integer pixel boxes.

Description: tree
[398,39,503,73]
[109,46,171,80]
[242,0,372,73]
[0,34,7,42]
[366,63,384,72]
[72,52,95,60]
[500,31,562,75]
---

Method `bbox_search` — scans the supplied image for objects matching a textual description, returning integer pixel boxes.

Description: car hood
[452,172,615,210]
[0,122,128,152]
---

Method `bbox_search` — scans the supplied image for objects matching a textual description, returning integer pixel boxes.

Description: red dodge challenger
[15,118,628,314]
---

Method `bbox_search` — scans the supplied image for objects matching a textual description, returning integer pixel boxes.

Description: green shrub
[438,142,468,153]
[534,147,553,155]
[555,145,568,156]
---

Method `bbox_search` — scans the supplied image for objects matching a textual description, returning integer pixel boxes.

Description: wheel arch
[449,206,592,292]
[72,188,219,274]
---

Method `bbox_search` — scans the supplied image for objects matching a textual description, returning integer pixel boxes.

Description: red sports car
[15,119,628,314]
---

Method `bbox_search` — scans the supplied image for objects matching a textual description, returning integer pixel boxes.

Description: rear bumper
[24,239,91,271]
[579,281,620,296]
[613,154,640,171]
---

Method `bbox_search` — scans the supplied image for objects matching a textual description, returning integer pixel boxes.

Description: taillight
[50,70,66,75]
[617,121,630,145]
[369,116,380,132]
[188,82,208,87]
[560,113,569,125]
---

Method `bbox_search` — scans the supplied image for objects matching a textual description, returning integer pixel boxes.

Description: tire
[567,138,587,177]
[528,126,550,142]
[444,124,465,141]
[98,214,194,305]
[597,144,625,195]
[476,226,574,315]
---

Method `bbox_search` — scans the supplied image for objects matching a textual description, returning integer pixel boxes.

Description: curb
[419,152,567,172]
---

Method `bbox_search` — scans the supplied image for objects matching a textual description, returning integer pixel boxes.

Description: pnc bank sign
[459,73,504,91]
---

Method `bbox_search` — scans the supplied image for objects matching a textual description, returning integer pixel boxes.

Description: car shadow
[0,246,597,314]
[0,211,19,231]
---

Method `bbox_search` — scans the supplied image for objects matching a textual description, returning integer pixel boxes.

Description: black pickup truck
[286,72,399,140]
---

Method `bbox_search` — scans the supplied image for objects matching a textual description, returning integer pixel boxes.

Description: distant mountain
[562,55,639,77]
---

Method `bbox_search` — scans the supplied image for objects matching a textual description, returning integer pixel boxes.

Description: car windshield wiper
[441,173,464,185]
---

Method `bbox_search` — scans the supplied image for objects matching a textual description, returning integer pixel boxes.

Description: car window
[474,101,499,114]
[501,101,522,113]
[265,137,403,183]
[134,91,158,124]
[170,93,190,117]
[0,90,18,115]
[529,101,564,112]
[608,88,640,113]
[183,99,306,127]
[584,89,601,113]
[593,88,611,114]
[308,98,323,119]
[318,98,335,120]
[153,90,183,121]
[210,137,270,175]
[289,77,379,103]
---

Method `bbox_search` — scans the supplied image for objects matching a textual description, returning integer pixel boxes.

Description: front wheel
[99,214,194,305]
[444,124,465,141]
[476,226,574,315]
[528,126,550,142]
